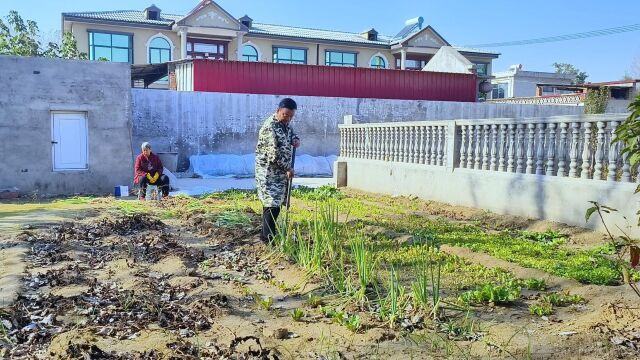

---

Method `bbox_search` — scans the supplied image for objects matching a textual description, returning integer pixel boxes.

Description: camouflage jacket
[255,114,299,207]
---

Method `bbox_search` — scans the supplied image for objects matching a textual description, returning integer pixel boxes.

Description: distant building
[535,80,640,112]
[490,64,574,99]
[488,78,640,112]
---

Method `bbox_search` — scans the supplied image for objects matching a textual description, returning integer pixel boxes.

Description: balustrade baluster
[404,126,409,163]
[431,126,439,165]
[418,126,425,164]
[546,123,557,176]
[482,125,490,170]
[526,123,536,174]
[376,127,382,160]
[339,128,344,157]
[350,128,355,158]
[580,122,593,179]
[437,126,444,166]
[357,128,364,159]
[568,122,580,177]
[384,127,390,161]
[349,128,358,158]
[536,123,546,175]
[364,127,371,159]
[593,121,606,180]
[409,126,418,164]
[397,127,404,162]
[408,126,415,163]
[404,126,411,163]
[498,124,507,172]
[516,124,525,173]
[607,121,619,182]
[474,125,483,170]
[556,123,567,176]
[443,125,449,165]
[365,128,371,159]
[373,127,378,160]
[416,125,425,164]
[370,127,375,160]
[507,124,516,172]
[373,126,382,160]
[398,126,405,162]
[408,126,414,163]
[377,127,382,160]
[489,125,498,171]
[428,126,436,165]
[424,126,431,165]
[466,125,475,169]
[392,127,399,162]
[346,128,351,158]
[460,125,468,168]
[402,126,408,163]
[343,128,348,157]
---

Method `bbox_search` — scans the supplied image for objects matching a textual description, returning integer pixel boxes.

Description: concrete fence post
[446,121,459,172]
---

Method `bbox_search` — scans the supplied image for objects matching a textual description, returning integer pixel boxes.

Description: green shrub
[459,283,521,305]
[529,302,553,316]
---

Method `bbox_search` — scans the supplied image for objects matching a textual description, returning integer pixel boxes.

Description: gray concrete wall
[132,89,583,171]
[0,56,133,195]
[341,159,639,237]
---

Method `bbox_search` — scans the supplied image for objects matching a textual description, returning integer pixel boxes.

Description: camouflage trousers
[255,164,288,208]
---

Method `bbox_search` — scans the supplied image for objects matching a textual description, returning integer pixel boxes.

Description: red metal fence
[189,60,477,102]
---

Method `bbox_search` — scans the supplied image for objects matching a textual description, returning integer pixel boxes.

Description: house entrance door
[51,112,88,171]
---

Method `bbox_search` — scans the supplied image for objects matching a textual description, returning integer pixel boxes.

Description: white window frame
[368,52,389,69]
[241,41,262,61]
[145,32,175,64]
[51,111,89,172]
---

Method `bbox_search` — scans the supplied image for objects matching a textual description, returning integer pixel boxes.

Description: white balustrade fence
[340,122,450,167]
[339,114,635,183]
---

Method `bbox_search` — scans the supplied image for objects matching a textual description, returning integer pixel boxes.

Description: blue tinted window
[325,51,356,67]
[242,45,258,61]
[89,31,132,63]
[273,47,306,64]
[370,56,386,68]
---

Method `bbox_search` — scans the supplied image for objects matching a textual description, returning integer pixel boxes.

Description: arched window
[148,37,171,64]
[370,55,386,69]
[242,44,259,61]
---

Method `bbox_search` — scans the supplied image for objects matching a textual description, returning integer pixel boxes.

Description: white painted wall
[341,159,639,237]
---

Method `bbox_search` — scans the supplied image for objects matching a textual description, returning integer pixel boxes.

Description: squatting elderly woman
[134,142,169,200]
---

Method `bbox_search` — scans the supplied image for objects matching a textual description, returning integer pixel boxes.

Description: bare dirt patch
[1,194,639,359]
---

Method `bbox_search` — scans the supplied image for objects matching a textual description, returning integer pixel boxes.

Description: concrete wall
[341,159,639,237]
[132,89,584,171]
[0,56,133,195]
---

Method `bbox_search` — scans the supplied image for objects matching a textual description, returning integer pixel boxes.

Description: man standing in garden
[255,98,301,243]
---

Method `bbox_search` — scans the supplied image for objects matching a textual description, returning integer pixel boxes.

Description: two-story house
[62,0,499,88]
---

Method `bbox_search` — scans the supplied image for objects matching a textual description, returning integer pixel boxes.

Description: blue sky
[2,0,639,82]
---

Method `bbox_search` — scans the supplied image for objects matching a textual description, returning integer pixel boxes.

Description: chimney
[144,4,161,20]
[360,28,378,41]
[239,15,253,28]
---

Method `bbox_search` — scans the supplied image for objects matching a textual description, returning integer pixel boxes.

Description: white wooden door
[52,112,88,170]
